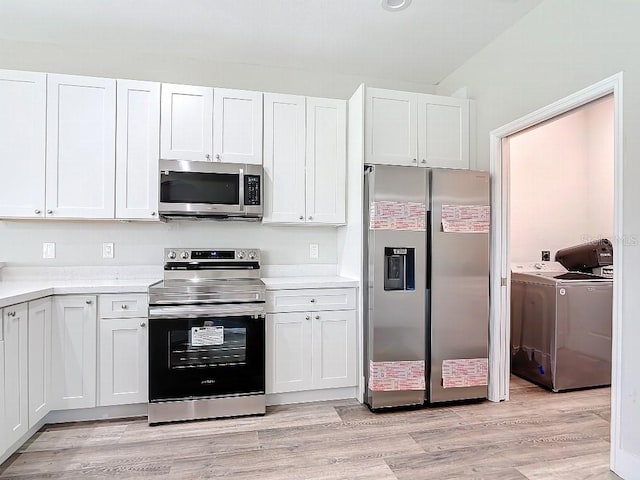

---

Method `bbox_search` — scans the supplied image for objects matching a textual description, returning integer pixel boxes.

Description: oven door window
[149,315,264,402]
[170,324,246,369]
[160,171,239,205]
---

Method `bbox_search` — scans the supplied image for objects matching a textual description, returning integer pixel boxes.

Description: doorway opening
[487,73,623,472]
[508,94,614,395]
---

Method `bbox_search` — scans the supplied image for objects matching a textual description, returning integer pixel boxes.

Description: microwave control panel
[245,175,261,205]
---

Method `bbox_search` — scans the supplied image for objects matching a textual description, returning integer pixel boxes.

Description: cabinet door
[417,94,470,169]
[0,70,46,218]
[365,88,417,166]
[263,94,306,223]
[305,97,346,225]
[213,88,263,165]
[52,296,97,410]
[28,297,52,428]
[116,80,160,220]
[160,83,213,161]
[3,304,28,447]
[99,317,148,406]
[266,313,312,393]
[46,74,116,219]
[311,310,357,389]
[0,336,5,453]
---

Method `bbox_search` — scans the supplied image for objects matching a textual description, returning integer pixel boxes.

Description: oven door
[148,305,265,402]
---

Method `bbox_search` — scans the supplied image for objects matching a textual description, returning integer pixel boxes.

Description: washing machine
[511,262,612,392]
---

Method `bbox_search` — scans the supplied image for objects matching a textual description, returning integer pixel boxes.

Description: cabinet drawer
[99,294,148,318]
[266,288,355,313]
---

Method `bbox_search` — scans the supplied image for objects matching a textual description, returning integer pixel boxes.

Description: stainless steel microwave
[159,160,263,219]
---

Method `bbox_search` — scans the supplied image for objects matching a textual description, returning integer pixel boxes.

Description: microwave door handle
[239,167,245,212]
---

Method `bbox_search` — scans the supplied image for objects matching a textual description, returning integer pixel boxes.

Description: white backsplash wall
[509,95,614,263]
[0,220,338,267]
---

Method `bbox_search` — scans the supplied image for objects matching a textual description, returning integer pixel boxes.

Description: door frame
[487,72,623,465]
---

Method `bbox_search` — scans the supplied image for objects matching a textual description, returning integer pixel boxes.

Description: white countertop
[261,276,358,290]
[0,278,160,309]
[0,273,358,308]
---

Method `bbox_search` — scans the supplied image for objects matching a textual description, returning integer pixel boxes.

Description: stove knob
[237,251,245,260]
[248,251,256,260]
[180,251,189,260]
[167,251,177,260]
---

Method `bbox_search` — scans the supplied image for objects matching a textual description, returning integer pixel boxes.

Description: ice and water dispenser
[383,247,415,291]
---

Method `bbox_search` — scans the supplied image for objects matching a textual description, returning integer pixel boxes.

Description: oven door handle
[149,303,265,319]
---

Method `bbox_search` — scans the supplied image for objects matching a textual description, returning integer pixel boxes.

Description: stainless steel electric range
[147,248,266,425]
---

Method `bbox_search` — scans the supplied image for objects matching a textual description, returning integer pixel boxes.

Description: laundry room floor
[0,377,616,479]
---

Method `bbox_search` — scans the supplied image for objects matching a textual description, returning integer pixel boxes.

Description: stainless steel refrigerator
[364,165,490,409]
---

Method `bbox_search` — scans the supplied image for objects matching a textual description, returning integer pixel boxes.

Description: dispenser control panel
[384,247,415,291]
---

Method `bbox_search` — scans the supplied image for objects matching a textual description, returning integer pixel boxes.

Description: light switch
[309,243,319,259]
[102,242,115,259]
[43,242,56,259]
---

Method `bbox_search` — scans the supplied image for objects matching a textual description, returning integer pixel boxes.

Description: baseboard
[45,403,148,424]
[266,387,358,406]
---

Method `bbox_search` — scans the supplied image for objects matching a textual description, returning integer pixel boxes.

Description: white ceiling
[0,0,543,85]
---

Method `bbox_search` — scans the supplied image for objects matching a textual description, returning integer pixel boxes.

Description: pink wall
[509,95,613,263]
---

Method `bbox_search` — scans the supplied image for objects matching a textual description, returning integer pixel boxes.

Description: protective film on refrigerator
[441,204,490,233]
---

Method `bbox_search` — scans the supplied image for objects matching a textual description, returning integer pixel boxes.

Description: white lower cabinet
[311,310,357,389]
[266,287,357,395]
[99,317,148,406]
[0,330,5,454]
[267,312,313,393]
[27,297,52,427]
[51,296,97,410]
[3,303,29,448]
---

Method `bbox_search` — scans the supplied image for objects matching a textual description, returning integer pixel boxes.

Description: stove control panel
[165,248,260,263]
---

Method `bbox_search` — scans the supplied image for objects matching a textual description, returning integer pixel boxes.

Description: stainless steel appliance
[364,165,490,409]
[159,160,263,219]
[511,261,612,392]
[147,248,266,424]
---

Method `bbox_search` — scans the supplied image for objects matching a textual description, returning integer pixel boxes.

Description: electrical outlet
[309,243,319,259]
[102,242,114,259]
[42,242,56,259]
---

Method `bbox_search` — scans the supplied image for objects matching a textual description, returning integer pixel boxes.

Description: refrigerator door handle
[426,211,432,290]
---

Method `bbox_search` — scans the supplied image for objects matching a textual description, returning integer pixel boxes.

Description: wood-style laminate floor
[0,377,618,479]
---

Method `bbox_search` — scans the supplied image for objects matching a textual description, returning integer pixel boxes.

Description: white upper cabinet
[213,88,263,165]
[160,84,213,161]
[0,70,46,218]
[3,303,29,448]
[263,93,307,223]
[264,94,347,225]
[46,74,116,219]
[417,94,470,169]
[116,80,160,220]
[365,88,418,166]
[305,97,346,225]
[365,87,470,169]
[161,84,263,164]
